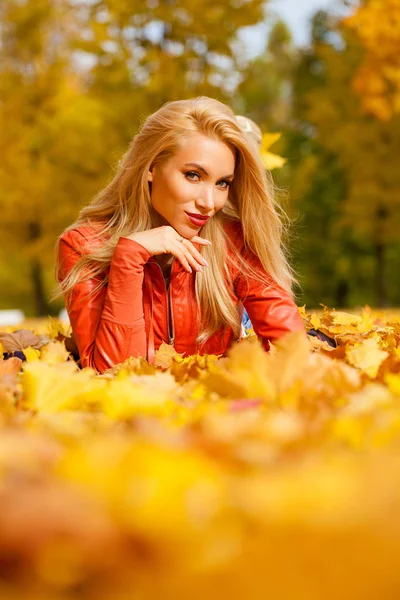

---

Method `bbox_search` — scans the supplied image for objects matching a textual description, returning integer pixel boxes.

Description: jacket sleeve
[234,242,306,352]
[58,229,152,373]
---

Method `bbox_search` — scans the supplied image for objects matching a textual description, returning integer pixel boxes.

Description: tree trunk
[374,240,387,308]
[374,205,388,308]
[28,221,49,316]
[336,279,349,308]
[30,259,49,317]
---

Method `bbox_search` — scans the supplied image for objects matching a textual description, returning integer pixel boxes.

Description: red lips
[185,212,210,221]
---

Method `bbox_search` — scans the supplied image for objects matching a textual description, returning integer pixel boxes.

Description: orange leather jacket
[58,219,305,373]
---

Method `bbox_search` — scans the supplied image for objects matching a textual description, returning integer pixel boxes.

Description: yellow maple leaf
[40,341,71,365]
[260,152,287,170]
[260,132,286,170]
[358,306,376,333]
[310,313,321,330]
[203,331,311,406]
[24,346,41,362]
[47,317,70,340]
[171,352,220,382]
[203,337,275,402]
[154,342,183,370]
[261,132,282,150]
[331,311,362,326]
[105,356,156,377]
[346,337,389,378]
[22,362,103,412]
[297,305,307,319]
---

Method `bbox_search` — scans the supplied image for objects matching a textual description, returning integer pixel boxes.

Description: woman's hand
[123,226,211,273]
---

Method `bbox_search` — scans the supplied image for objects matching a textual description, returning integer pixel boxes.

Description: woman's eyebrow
[183,162,234,179]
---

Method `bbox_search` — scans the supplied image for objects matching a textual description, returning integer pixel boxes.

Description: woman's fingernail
[206,241,212,245]
[197,265,203,272]
[188,266,192,273]
[202,259,209,266]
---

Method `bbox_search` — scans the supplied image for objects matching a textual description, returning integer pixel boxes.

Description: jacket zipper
[154,260,175,346]
[167,283,175,346]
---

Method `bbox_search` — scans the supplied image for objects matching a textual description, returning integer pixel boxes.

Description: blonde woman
[54,97,305,373]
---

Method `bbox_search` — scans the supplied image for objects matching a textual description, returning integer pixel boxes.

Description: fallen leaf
[40,341,71,365]
[154,342,183,370]
[331,311,362,326]
[0,329,48,353]
[310,313,321,330]
[346,337,389,378]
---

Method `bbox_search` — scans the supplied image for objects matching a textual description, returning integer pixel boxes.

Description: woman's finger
[180,245,203,272]
[183,249,204,272]
[182,240,208,267]
[191,235,212,246]
[170,242,193,273]
[172,240,204,273]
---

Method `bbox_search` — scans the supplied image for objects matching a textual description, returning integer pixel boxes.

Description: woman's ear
[147,164,154,182]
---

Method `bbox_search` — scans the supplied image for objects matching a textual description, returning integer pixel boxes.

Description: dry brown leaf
[0,330,48,353]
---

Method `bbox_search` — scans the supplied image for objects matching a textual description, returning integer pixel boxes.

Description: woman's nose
[196,186,215,211]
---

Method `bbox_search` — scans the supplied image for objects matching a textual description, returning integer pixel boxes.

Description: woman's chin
[176,222,202,237]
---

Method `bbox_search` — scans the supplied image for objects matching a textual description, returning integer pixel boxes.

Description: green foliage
[234,7,400,309]
[289,10,400,307]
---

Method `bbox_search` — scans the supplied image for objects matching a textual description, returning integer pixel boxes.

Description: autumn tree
[235,16,351,307]
[290,9,400,307]
[72,0,266,146]
[344,0,400,120]
[0,0,266,315]
[0,0,110,315]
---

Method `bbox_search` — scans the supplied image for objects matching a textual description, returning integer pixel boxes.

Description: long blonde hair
[52,96,297,345]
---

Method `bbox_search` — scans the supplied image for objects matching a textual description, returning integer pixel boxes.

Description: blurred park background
[0,0,399,318]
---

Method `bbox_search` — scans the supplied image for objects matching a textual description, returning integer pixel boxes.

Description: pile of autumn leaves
[1,307,400,600]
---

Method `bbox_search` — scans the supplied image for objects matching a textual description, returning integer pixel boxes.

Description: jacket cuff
[114,236,153,264]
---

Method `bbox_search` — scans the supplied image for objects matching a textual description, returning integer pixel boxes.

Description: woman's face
[148,132,235,238]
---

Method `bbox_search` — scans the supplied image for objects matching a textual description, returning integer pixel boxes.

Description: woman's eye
[217,180,231,189]
[185,171,200,181]
[185,171,231,189]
